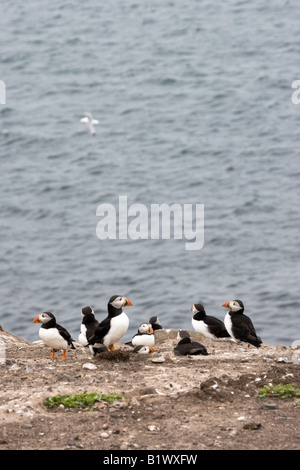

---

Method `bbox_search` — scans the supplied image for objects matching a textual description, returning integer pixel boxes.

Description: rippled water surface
[1,0,300,345]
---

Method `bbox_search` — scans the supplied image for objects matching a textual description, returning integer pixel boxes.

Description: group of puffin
[33,296,262,360]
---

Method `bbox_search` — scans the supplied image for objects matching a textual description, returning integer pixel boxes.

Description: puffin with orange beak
[88,295,132,354]
[222,300,262,348]
[133,345,155,354]
[126,322,155,348]
[33,312,75,359]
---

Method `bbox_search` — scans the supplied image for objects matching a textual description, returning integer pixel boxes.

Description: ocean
[1,0,300,346]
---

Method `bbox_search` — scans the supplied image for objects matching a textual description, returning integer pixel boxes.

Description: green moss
[258,383,300,399]
[43,390,123,409]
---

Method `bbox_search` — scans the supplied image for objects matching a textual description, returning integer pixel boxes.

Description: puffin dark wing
[232,315,262,347]
[206,315,230,338]
[189,342,209,355]
[89,316,111,344]
[56,324,75,348]
[174,337,208,356]
[86,319,100,342]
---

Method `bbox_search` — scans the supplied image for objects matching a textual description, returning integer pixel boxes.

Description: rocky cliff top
[0,326,299,450]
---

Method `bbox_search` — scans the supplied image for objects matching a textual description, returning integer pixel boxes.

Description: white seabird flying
[80,112,99,135]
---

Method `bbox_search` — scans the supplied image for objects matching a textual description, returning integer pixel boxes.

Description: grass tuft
[43,390,123,409]
[258,383,300,399]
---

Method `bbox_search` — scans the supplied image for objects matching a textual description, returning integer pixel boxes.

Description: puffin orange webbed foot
[47,349,56,359]
[57,350,67,360]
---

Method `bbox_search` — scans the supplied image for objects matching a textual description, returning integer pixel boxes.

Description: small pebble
[243,422,261,430]
[148,425,160,432]
[82,363,97,370]
[261,403,278,410]
[151,356,165,363]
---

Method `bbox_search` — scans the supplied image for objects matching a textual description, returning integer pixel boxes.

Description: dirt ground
[0,326,299,451]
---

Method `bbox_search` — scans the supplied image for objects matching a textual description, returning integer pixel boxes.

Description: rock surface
[0,327,299,450]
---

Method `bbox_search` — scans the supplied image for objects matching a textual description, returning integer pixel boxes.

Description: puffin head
[134,345,155,354]
[177,330,191,341]
[149,316,163,330]
[33,312,55,324]
[138,323,154,334]
[149,316,160,325]
[108,295,132,309]
[191,304,205,314]
[81,306,94,318]
[222,300,244,312]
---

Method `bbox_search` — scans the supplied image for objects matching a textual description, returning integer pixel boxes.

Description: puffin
[149,316,163,331]
[78,306,99,347]
[133,345,155,354]
[222,300,262,348]
[88,295,132,354]
[127,323,155,348]
[174,330,208,356]
[33,312,75,359]
[191,304,230,340]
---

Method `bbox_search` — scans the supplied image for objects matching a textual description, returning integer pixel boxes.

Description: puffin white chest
[39,327,68,350]
[78,324,88,346]
[192,318,214,339]
[224,313,235,340]
[132,334,155,347]
[103,312,129,347]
